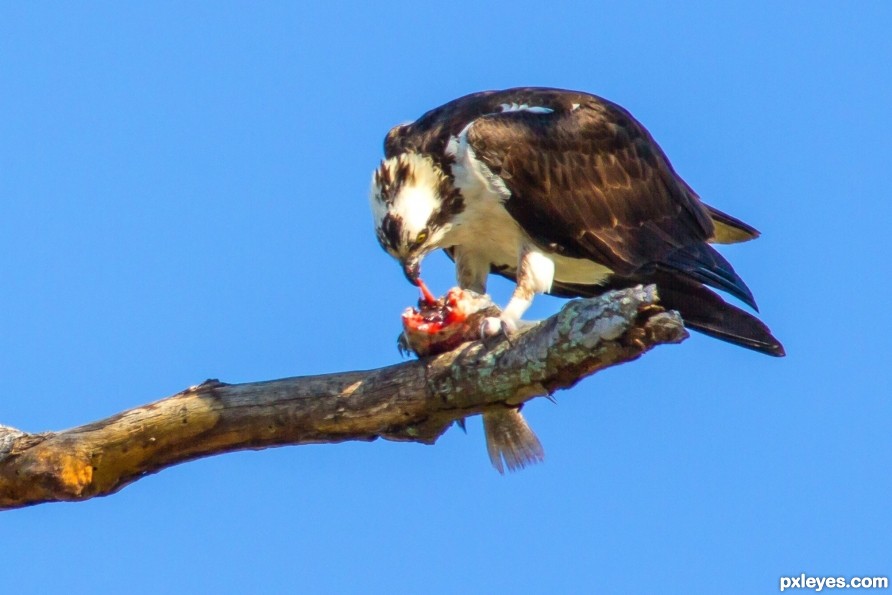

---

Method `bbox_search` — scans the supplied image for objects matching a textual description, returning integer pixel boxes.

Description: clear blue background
[2,3,889,593]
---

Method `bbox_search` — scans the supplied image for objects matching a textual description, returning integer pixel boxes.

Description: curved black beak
[402,256,437,305]
[402,258,420,286]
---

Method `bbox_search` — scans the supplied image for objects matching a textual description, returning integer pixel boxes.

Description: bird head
[369,152,461,289]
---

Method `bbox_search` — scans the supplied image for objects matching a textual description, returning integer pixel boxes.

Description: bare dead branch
[0,285,686,510]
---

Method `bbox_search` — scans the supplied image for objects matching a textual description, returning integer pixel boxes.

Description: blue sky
[1,2,890,593]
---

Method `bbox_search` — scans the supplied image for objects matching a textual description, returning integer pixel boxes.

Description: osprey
[370,87,784,470]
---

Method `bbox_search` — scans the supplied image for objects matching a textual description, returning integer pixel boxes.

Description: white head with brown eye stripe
[369,152,460,284]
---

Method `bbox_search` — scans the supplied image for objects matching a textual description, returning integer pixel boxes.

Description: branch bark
[0,286,686,510]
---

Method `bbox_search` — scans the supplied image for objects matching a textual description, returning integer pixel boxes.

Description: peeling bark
[0,286,687,510]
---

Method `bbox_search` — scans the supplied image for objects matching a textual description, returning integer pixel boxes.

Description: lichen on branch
[0,285,686,510]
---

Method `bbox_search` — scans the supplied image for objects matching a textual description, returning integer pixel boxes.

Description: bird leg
[480,248,555,339]
[480,289,529,338]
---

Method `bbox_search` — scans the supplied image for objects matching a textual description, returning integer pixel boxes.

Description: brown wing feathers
[463,90,781,355]
[467,106,738,291]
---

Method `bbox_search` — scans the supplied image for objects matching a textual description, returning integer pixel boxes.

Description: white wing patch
[446,124,512,203]
[498,102,554,114]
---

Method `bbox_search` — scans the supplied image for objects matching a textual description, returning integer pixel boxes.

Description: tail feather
[653,272,785,357]
[482,406,544,474]
[705,204,760,244]
[548,274,784,357]
[663,243,758,311]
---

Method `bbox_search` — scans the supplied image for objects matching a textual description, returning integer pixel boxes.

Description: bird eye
[415,230,428,245]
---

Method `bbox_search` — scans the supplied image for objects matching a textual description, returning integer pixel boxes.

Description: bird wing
[462,96,757,308]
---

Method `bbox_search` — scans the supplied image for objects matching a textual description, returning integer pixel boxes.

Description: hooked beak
[402,257,437,305]
[402,258,421,286]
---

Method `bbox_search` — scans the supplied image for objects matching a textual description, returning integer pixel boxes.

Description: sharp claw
[396,332,412,358]
[501,319,515,347]
[501,317,518,334]
[480,316,502,340]
[480,316,518,344]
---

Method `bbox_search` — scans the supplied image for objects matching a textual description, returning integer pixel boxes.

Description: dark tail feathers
[653,272,785,357]
[662,243,759,311]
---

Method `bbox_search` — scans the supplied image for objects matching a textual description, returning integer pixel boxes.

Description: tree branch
[0,286,686,510]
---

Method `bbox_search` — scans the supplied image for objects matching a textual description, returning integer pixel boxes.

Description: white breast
[445,126,524,267]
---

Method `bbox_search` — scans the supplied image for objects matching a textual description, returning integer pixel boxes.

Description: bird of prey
[369,87,784,471]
